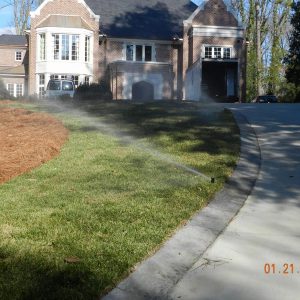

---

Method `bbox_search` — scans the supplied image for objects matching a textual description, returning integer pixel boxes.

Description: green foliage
[278,81,300,102]
[285,0,300,101]
[74,81,112,101]
[0,79,10,100]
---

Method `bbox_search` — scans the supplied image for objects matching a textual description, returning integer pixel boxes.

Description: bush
[0,79,11,100]
[277,82,300,103]
[74,81,112,101]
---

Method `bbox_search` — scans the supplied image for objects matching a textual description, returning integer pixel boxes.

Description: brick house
[0,35,28,97]
[1,0,246,101]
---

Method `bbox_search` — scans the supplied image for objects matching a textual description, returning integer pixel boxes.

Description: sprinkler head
[211,177,215,184]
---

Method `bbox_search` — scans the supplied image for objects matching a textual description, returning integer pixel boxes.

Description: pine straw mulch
[0,105,69,184]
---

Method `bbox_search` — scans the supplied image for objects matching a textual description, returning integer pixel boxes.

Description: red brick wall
[193,0,238,27]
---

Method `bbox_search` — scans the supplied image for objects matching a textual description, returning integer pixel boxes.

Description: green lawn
[0,100,239,299]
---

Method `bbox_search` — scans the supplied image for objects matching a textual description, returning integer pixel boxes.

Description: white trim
[192,26,244,38]
[15,51,22,61]
[111,60,170,66]
[202,44,235,59]
[6,83,24,97]
[109,37,176,45]
[30,0,100,22]
[123,43,156,62]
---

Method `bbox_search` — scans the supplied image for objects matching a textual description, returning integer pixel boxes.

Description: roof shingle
[85,0,198,40]
[0,35,27,46]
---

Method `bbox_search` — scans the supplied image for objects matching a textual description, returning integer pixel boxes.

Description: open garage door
[202,61,238,102]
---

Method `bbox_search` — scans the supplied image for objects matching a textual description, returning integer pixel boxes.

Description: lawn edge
[102,109,261,300]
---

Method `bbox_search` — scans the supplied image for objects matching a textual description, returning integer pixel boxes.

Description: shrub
[0,79,11,100]
[277,82,300,103]
[74,81,112,101]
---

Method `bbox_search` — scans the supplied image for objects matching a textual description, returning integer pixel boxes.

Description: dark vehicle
[45,79,75,99]
[252,95,278,103]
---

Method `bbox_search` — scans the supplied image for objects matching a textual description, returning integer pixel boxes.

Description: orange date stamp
[264,263,300,275]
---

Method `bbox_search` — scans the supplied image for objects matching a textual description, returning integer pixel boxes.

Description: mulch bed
[0,105,69,184]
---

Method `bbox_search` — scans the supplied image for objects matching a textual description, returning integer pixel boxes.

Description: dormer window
[15,51,22,61]
[125,44,154,62]
[204,46,232,59]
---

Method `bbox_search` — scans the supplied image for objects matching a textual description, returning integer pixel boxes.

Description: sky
[0,2,15,34]
[0,0,203,35]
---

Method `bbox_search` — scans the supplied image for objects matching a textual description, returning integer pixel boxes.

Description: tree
[285,1,300,101]
[231,0,292,101]
[10,0,44,35]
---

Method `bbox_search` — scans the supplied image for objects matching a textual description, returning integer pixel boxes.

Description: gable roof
[0,35,27,46]
[85,0,198,40]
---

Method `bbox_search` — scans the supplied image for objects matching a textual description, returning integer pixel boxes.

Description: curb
[102,110,261,300]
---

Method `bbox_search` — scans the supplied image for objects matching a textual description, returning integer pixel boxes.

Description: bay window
[52,34,80,61]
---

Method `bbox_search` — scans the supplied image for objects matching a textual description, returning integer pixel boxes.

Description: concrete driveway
[103,104,300,300]
[170,104,300,300]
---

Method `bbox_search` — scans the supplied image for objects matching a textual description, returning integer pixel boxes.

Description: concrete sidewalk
[103,106,262,300]
[169,104,300,300]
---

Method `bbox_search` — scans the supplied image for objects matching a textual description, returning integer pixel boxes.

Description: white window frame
[52,34,80,61]
[38,74,45,96]
[7,83,14,96]
[6,83,24,97]
[85,35,91,62]
[15,51,22,61]
[203,45,233,59]
[39,33,46,61]
[124,43,155,62]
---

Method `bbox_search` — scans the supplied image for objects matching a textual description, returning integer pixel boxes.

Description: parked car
[45,79,75,99]
[252,95,278,103]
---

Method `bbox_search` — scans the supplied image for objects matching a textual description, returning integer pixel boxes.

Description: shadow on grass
[0,246,121,300]
[68,100,240,157]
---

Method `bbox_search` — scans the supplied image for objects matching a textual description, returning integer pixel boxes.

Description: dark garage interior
[202,61,238,102]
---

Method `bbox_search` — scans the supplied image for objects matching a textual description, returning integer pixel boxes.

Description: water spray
[37,99,215,183]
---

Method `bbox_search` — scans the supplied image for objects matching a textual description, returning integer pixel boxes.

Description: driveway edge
[102,110,261,300]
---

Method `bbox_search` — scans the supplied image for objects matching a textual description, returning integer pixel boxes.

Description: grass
[0,100,239,299]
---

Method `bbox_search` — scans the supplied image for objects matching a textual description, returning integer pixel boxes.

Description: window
[72,35,79,61]
[125,44,153,62]
[16,84,23,97]
[38,74,45,96]
[15,51,22,61]
[84,76,90,85]
[214,47,222,59]
[53,34,60,60]
[61,34,70,60]
[85,36,90,62]
[7,83,23,97]
[145,46,152,61]
[62,81,73,91]
[39,33,46,60]
[52,34,80,61]
[7,84,14,96]
[126,45,134,61]
[205,47,212,58]
[223,48,231,59]
[72,75,79,88]
[136,45,143,61]
[204,46,232,59]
